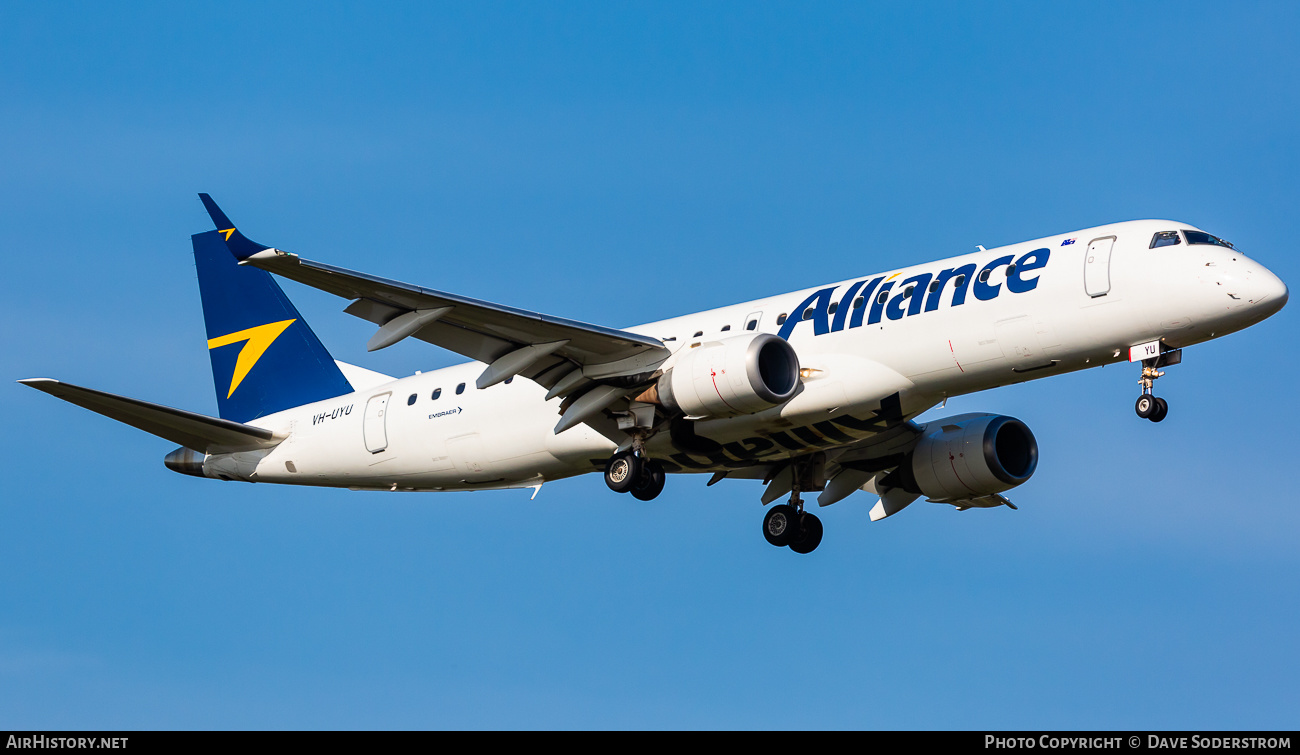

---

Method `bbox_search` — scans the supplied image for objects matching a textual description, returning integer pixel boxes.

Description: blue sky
[2,1,1298,729]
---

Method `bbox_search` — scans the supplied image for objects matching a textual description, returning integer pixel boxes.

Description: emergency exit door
[1084,236,1115,297]
[363,392,390,453]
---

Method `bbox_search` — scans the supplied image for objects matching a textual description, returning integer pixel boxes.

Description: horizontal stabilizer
[333,360,395,391]
[19,378,281,453]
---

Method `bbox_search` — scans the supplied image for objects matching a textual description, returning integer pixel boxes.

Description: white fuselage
[201,220,1286,492]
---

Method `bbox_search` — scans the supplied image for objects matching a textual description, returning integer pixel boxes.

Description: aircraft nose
[1251,264,1288,317]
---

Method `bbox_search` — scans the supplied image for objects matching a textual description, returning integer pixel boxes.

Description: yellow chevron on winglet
[219,228,236,241]
[207,319,296,398]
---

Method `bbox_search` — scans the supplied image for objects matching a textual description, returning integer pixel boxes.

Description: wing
[199,194,669,401]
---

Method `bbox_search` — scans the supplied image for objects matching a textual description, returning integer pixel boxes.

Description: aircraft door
[1084,236,1115,297]
[363,392,390,453]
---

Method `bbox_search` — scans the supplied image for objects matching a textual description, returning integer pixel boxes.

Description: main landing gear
[604,451,666,501]
[762,492,824,555]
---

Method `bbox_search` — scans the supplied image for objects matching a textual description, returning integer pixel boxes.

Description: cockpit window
[1150,231,1181,249]
[1183,230,1233,248]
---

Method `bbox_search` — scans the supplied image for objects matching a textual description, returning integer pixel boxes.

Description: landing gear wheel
[1150,397,1169,423]
[1135,395,1157,419]
[763,505,798,547]
[604,453,643,494]
[788,512,823,554]
[630,461,666,501]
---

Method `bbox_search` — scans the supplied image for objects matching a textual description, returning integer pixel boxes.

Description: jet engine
[648,333,800,419]
[889,413,1038,500]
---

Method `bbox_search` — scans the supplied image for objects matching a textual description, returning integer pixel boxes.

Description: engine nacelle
[655,333,800,419]
[905,413,1038,500]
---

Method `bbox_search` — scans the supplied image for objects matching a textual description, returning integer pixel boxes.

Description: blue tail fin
[192,201,353,422]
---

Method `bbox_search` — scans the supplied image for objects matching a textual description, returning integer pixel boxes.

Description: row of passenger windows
[1151,230,1234,249]
[670,318,760,341]
[405,377,513,406]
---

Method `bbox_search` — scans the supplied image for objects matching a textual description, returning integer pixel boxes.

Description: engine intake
[654,333,800,419]
[904,413,1038,500]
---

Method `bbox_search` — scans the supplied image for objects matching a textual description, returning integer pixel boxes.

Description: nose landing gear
[1130,344,1181,423]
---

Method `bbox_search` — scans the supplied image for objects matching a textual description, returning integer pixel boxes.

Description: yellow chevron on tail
[207,319,296,398]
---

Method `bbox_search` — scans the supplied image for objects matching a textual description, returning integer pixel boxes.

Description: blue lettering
[974,255,1014,301]
[893,273,932,319]
[1007,248,1050,293]
[831,279,867,332]
[787,249,1050,338]
[885,290,908,321]
[926,264,976,311]
[849,277,884,329]
[867,281,896,325]
[777,286,837,340]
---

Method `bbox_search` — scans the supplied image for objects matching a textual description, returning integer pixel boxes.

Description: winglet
[197,193,271,260]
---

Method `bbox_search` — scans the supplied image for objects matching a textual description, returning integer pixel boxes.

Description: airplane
[19,195,1289,554]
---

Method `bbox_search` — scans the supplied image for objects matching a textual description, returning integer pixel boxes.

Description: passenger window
[954,274,966,287]
[693,331,703,337]
[978,269,991,282]
[776,313,788,325]
[802,308,814,321]
[827,301,839,315]
[407,394,417,406]
[1006,264,1016,276]
[876,291,888,305]
[504,376,514,385]
[746,319,757,331]
[720,324,731,331]
[903,286,914,297]
[432,388,441,400]
[455,383,465,395]
[853,296,865,309]
[928,281,940,293]
[1150,231,1181,248]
